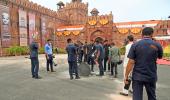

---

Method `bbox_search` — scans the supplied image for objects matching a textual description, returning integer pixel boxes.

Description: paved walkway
[0,54,170,100]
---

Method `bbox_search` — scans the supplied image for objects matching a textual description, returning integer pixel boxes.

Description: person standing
[108,42,120,78]
[83,41,88,62]
[66,38,80,80]
[103,40,110,72]
[30,38,41,79]
[120,35,134,96]
[77,41,84,63]
[124,27,163,100]
[87,40,96,72]
[95,39,105,76]
[45,39,55,72]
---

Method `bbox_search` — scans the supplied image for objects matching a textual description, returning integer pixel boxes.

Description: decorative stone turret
[90,8,99,16]
[72,0,82,3]
[57,1,65,9]
[57,0,88,25]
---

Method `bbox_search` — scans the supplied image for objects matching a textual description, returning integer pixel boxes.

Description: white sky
[30,0,170,22]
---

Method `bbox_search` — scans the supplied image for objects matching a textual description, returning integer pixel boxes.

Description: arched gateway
[90,30,106,41]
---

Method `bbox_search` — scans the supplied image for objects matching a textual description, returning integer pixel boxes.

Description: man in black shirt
[124,27,163,100]
[103,40,110,72]
[83,41,88,62]
[87,40,96,72]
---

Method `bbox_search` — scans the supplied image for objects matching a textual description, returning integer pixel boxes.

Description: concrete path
[0,54,169,100]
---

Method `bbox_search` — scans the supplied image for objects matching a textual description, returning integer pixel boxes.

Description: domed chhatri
[90,8,99,16]
[57,1,65,9]
[72,0,82,2]
[57,1,65,6]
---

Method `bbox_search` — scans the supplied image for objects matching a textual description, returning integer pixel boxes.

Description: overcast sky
[30,0,170,22]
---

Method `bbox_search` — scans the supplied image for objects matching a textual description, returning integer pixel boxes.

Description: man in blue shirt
[66,38,80,80]
[45,39,55,72]
[95,39,105,76]
[124,27,163,100]
[30,39,41,79]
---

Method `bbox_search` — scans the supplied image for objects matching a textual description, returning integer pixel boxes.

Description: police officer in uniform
[124,27,163,100]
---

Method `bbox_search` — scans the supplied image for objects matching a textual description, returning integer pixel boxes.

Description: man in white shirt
[120,35,134,96]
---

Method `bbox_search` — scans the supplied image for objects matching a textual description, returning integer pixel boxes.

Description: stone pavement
[0,54,170,100]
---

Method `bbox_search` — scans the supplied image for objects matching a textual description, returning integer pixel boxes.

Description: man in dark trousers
[30,38,41,79]
[124,27,163,100]
[66,38,80,80]
[45,39,55,72]
[87,40,96,72]
[103,40,110,72]
[95,39,105,76]
[83,41,88,62]
[77,41,84,63]
[108,42,120,78]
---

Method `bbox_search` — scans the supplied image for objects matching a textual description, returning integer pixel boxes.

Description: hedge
[6,46,29,56]
[5,46,67,56]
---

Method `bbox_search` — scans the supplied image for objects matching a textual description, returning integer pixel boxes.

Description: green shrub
[6,46,29,56]
[54,48,67,54]
[163,53,170,58]
[39,47,45,54]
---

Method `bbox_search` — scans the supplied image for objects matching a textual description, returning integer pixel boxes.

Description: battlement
[88,12,113,22]
[9,0,57,18]
[64,2,88,10]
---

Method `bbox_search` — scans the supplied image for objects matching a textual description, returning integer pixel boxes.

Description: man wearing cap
[124,27,163,100]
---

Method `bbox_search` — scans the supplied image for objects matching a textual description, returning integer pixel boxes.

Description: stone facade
[0,0,170,55]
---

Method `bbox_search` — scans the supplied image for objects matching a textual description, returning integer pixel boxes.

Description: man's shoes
[129,90,133,94]
[114,75,117,78]
[34,76,42,79]
[51,71,56,72]
[75,76,80,79]
[70,76,73,80]
[32,75,35,78]
[54,64,58,66]
[96,74,103,76]
[120,92,128,96]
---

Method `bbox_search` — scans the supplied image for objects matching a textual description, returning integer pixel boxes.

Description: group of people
[66,38,122,79]
[29,27,163,100]
[29,39,56,79]
[65,27,163,100]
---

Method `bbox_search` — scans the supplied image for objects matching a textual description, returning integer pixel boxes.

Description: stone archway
[95,37,104,42]
[90,30,106,41]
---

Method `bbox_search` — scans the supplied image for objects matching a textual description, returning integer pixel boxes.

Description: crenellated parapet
[87,12,113,26]
[65,2,88,10]
[8,0,58,18]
